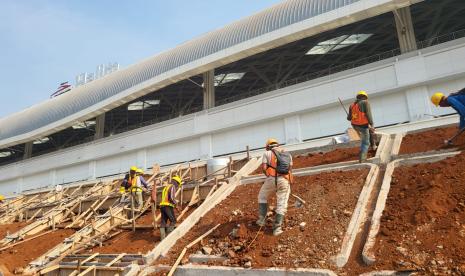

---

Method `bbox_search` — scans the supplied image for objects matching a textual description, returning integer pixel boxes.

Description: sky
[0,0,282,118]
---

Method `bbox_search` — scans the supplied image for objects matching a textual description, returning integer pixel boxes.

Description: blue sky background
[0,0,281,118]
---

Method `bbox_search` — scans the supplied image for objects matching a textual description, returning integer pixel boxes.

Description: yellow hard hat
[265,138,279,148]
[136,168,144,174]
[130,166,138,172]
[431,92,444,106]
[357,90,368,97]
[172,175,183,185]
[0,195,4,201]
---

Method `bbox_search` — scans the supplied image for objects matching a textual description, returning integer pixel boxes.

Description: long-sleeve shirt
[347,99,374,127]
[136,175,149,189]
[447,94,465,129]
[167,184,178,205]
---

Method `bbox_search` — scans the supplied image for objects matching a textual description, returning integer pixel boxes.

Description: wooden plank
[38,264,60,274]
[145,157,261,263]
[76,265,95,276]
[81,253,99,265]
[168,224,220,276]
[105,253,125,267]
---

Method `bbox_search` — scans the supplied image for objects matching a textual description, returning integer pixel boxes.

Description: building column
[203,69,215,109]
[199,135,213,160]
[404,86,433,122]
[94,113,105,140]
[284,115,302,144]
[393,6,417,53]
[24,141,33,160]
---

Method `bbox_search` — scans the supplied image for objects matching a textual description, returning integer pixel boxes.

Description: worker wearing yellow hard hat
[131,168,148,210]
[430,88,465,144]
[258,138,293,236]
[159,175,183,240]
[0,195,5,203]
[346,90,376,162]
[120,166,138,203]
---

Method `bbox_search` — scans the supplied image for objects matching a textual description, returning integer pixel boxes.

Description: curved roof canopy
[0,0,409,148]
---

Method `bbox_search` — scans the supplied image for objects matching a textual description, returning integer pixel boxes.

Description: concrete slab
[189,254,227,264]
[362,151,461,265]
[141,264,337,276]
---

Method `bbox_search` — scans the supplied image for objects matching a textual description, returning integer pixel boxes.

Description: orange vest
[350,102,369,126]
[265,152,291,181]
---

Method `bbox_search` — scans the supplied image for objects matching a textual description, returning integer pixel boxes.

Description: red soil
[91,207,196,254]
[0,229,75,274]
[399,125,465,155]
[372,152,465,274]
[0,222,29,240]
[156,169,369,270]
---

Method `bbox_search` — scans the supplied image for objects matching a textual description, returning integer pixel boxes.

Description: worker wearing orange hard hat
[430,88,465,144]
[257,138,293,236]
[347,90,375,162]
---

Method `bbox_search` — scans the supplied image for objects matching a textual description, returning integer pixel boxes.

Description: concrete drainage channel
[361,151,461,273]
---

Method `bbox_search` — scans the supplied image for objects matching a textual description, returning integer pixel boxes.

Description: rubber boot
[273,214,284,236]
[167,225,175,234]
[256,203,268,227]
[160,227,166,241]
[359,151,368,163]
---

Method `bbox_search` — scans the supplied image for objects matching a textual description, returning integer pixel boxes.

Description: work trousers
[160,206,177,228]
[353,125,370,159]
[131,190,143,210]
[258,176,291,216]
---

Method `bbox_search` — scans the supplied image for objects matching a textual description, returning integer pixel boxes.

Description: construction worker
[431,89,465,132]
[257,138,292,236]
[159,175,183,240]
[132,168,148,210]
[347,90,375,162]
[120,166,138,203]
[0,195,4,204]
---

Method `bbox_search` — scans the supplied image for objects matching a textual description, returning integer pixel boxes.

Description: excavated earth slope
[399,125,465,154]
[156,169,369,271]
[372,152,465,274]
[0,228,75,274]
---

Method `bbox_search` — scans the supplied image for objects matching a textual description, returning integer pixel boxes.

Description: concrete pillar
[94,113,105,140]
[284,115,302,144]
[394,6,417,53]
[404,86,433,122]
[203,69,215,109]
[199,135,213,160]
[23,141,33,160]
[88,160,97,180]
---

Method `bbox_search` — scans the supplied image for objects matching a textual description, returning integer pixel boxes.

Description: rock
[437,245,443,249]
[228,250,236,258]
[233,245,242,252]
[202,246,213,255]
[13,267,24,274]
[431,260,437,266]
[396,246,408,255]
[343,210,352,216]
[261,249,272,257]
[299,222,306,231]
[243,261,252,268]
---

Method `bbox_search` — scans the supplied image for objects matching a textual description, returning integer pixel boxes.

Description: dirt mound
[0,229,75,274]
[372,152,465,274]
[399,125,465,154]
[0,222,29,240]
[156,169,368,270]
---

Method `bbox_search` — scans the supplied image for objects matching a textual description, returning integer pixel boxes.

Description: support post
[24,142,33,160]
[393,6,417,53]
[203,69,215,109]
[94,113,106,140]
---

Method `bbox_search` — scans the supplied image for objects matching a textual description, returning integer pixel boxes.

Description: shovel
[444,127,465,145]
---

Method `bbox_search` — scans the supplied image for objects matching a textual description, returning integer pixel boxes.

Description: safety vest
[159,184,175,207]
[350,102,369,126]
[265,152,291,181]
[131,176,143,192]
